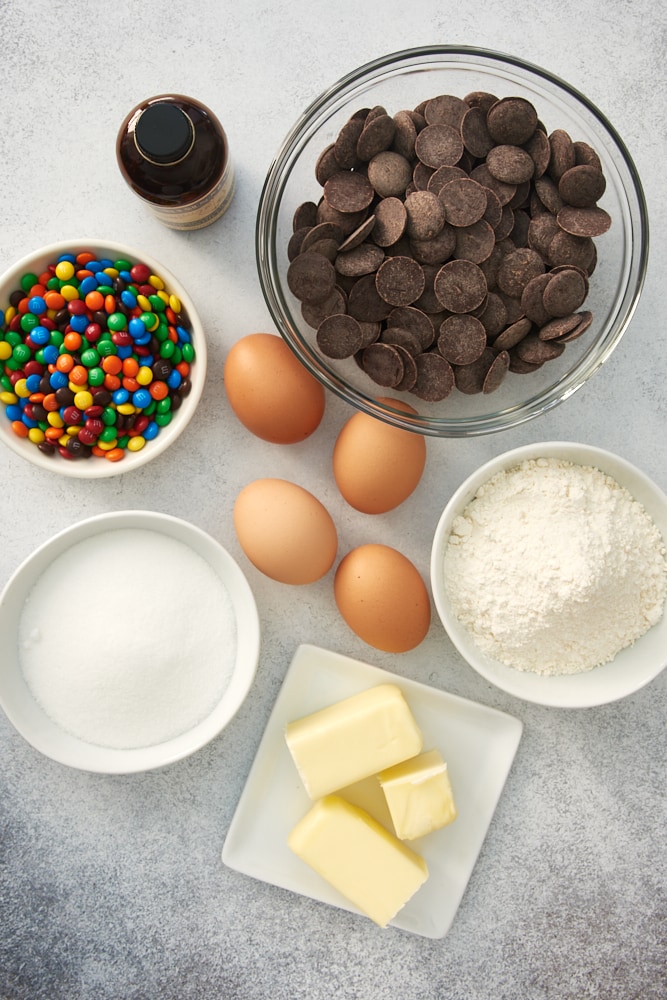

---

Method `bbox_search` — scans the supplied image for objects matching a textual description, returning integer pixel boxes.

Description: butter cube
[285,684,423,799]
[379,749,457,840]
[288,794,428,927]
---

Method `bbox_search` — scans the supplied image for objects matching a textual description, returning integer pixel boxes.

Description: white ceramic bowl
[0,240,206,477]
[430,442,667,707]
[0,510,261,772]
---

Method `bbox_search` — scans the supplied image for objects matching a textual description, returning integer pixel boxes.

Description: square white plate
[222,644,523,938]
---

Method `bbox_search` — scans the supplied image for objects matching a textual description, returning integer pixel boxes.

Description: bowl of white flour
[0,510,261,771]
[430,442,667,707]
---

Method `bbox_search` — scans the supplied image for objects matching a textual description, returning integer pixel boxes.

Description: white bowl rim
[430,441,667,707]
[0,239,207,477]
[0,510,261,772]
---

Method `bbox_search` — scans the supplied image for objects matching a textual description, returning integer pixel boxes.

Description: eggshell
[224,333,325,443]
[234,478,337,585]
[333,399,427,514]
[334,544,431,652]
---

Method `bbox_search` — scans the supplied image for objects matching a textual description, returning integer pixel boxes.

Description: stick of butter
[378,748,458,840]
[288,794,429,927]
[285,684,423,799]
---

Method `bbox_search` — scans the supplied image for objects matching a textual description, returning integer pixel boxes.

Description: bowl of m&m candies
[0,241,206,477]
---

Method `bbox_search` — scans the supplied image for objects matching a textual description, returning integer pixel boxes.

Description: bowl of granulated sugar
[430,442,667,707]
[0,510,261,772]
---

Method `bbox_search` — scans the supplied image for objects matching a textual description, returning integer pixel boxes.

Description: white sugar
[19,528,237,749]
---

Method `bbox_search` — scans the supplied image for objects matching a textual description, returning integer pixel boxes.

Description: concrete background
[0,1,665,997]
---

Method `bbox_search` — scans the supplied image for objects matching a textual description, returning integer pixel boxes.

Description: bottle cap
[134,103,195,164]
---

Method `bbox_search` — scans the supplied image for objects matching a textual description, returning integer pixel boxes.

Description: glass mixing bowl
[256,46,648,437]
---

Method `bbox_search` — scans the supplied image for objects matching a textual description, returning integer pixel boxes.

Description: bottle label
[146,159,236,230]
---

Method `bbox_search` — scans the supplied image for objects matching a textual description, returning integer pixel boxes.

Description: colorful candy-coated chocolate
[0,251,194,461]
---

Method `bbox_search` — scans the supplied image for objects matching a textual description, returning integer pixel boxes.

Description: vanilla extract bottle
[116,94,235,230]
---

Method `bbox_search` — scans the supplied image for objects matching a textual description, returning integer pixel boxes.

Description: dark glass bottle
[116,94,235,230]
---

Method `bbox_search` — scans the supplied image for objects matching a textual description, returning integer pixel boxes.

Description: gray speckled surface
[1,1,666,998]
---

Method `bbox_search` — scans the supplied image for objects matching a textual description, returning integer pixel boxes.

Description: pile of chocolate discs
[286,93,611,401]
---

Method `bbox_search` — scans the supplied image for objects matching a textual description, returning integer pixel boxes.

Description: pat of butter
[379,749,458,840]
[285,684,423,799]
[288,794,429,927]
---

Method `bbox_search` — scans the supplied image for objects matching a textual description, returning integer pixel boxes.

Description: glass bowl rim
[256,44,649,438]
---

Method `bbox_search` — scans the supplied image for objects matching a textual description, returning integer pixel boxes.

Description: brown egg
[333,399,427,514]
[234,478,338,585]
[224,333,325,443]
[334,544,431,652]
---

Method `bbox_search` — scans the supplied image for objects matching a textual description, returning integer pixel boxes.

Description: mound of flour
[444,458,667,675]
